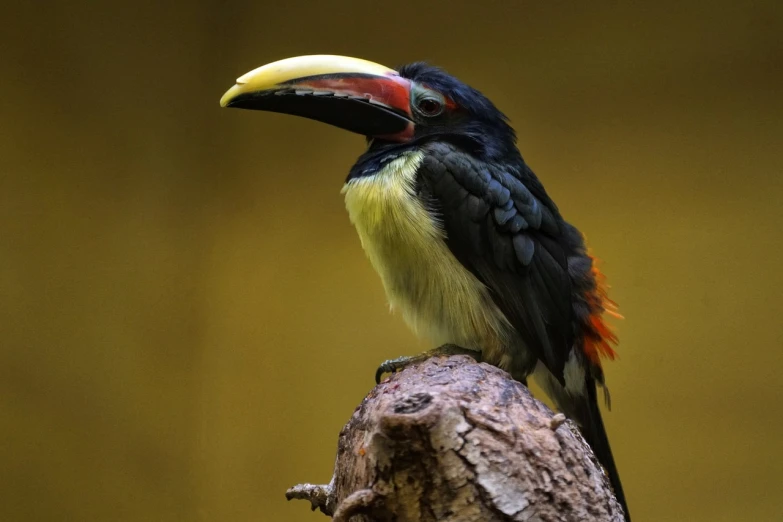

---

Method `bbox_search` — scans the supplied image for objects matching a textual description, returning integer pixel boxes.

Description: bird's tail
[573,383,631,521]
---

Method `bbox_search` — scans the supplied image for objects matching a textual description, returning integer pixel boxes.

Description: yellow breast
[341,151,512,360]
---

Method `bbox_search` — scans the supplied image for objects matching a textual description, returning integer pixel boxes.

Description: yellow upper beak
[219,55,398,108]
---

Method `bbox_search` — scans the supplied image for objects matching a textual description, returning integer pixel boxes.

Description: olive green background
[2,1,782,521]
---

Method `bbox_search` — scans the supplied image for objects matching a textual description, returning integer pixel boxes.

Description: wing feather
[419,142,574,380]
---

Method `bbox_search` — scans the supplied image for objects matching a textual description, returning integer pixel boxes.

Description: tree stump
[286,355,625,521]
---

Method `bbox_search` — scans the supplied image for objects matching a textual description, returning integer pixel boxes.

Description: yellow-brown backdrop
[2,1,782,521]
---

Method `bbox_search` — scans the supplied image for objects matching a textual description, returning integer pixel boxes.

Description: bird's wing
[418,142,574,381]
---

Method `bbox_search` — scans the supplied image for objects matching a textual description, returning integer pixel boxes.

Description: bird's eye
[417,97,444,117]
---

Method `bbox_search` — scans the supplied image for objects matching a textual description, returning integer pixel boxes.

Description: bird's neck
[347,134,525,185]
[346,141,419,182]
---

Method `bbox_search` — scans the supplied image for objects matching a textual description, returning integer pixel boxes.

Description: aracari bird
[220,55,630,520]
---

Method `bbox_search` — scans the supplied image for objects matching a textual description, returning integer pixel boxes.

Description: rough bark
[286,355,624,522]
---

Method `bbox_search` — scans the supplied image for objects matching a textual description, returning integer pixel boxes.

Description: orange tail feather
[582,253,621,366]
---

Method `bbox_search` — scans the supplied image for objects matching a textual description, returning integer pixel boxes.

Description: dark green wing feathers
[418,142,573,382]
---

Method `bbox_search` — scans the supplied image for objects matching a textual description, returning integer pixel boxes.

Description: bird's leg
[375,344,481,384]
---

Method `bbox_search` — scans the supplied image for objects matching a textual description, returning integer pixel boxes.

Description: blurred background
[2,1,782,521]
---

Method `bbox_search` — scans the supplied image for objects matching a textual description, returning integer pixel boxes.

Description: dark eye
[417,97,443,117]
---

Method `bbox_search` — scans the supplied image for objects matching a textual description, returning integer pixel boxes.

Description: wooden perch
[286,355,625,522]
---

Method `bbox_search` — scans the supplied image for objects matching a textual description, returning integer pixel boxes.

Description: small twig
[285,482,333,515]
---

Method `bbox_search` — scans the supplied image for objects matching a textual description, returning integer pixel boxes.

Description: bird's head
[220,55,520,163]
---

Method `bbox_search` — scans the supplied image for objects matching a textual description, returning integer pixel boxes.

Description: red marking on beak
[296,75,414,142]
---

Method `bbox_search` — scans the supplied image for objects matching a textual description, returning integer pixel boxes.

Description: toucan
[220,55,630,520]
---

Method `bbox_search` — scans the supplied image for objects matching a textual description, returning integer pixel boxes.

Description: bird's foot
[375,344,480,384]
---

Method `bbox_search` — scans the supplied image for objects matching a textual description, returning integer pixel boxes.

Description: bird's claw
[374,345,481,384]
[375,355,419,384]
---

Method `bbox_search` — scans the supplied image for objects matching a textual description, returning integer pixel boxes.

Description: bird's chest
[341,152,509,351]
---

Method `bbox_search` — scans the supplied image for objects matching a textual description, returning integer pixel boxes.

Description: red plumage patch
[582,253,622,366]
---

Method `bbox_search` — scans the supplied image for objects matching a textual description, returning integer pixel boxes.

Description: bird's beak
[220,55,414,142]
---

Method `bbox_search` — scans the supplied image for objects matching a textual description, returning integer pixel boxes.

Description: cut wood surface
[287,355,624,521]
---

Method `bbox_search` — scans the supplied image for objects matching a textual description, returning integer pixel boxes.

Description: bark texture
[286,355,624,522]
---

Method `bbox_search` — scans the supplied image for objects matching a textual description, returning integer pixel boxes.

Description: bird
[220,55,630,520]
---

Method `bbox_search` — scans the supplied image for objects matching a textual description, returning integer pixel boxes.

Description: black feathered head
[395,62,520,161]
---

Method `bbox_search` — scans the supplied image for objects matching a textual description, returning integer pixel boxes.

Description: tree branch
[286,355,624,521]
